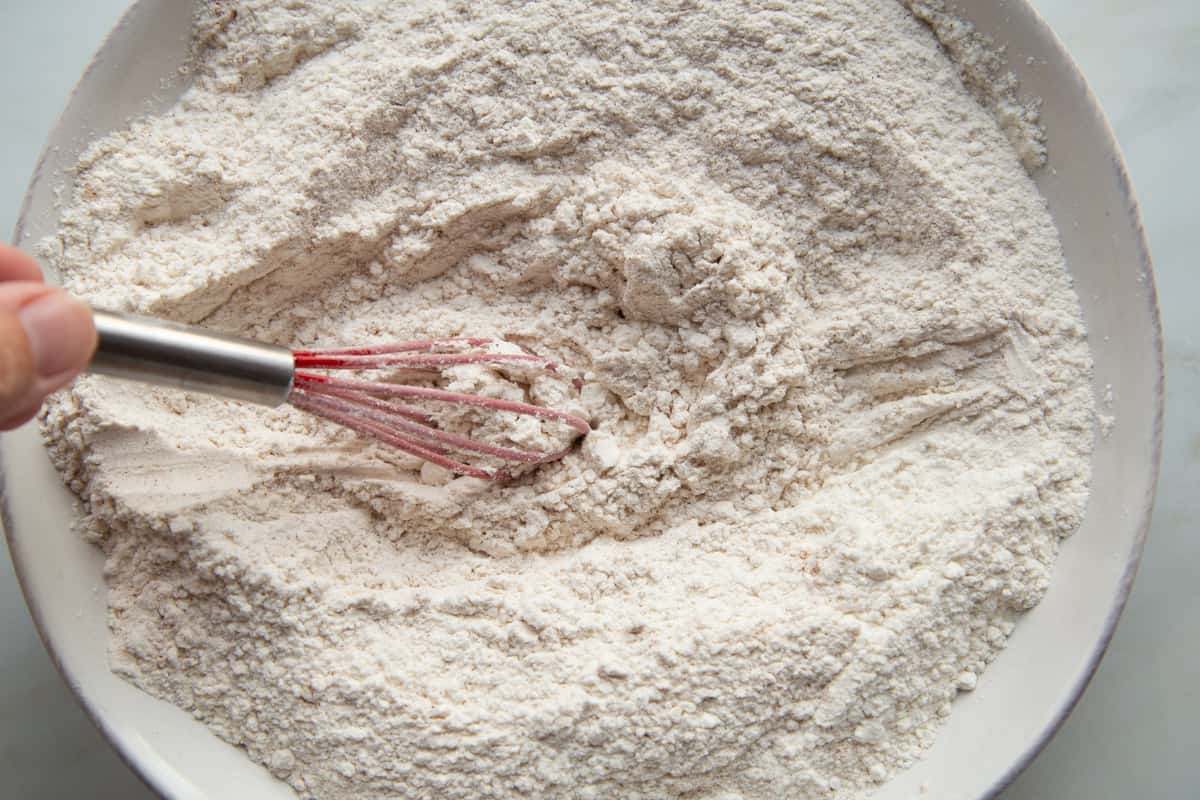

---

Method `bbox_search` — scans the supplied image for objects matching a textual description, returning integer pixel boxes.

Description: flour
[39,1,1095,798]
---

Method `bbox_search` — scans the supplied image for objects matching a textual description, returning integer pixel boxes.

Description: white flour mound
[40,1,1094,798]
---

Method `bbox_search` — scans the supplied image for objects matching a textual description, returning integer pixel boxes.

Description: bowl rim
[3,2,185,795]
[0,1,1164,799]
[970,3,1163,796]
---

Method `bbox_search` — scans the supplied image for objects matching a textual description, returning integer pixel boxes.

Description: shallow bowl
[0,1,1162,798]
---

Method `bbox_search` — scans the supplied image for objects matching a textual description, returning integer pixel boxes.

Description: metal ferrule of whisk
[90,310,295,406]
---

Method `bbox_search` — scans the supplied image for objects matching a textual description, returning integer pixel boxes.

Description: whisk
[89,310,591,480]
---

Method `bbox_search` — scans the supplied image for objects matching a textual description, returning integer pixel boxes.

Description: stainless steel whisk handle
[89,310,295,407]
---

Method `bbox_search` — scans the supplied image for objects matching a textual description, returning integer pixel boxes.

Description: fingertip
[0,242,45,284]
[0,401,40,432]
[17,290,97,378]
[62,292,100,366]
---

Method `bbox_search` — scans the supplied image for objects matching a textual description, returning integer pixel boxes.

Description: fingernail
[17,291,96,378]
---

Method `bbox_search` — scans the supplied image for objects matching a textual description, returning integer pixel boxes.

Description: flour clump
[40,1,1095,798]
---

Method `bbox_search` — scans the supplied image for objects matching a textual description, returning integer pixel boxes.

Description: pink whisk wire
[288,338,590,481]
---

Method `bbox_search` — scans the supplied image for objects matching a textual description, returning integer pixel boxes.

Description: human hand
[0,243,96,430]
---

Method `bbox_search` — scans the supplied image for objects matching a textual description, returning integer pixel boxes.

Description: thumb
[0,283,97,430]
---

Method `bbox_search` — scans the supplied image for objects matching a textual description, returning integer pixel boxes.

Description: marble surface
[0,0,1195,797]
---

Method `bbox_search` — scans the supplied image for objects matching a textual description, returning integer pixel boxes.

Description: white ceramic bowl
[1,2,1162,798]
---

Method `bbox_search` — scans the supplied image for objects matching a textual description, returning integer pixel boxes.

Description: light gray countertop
[1,1,1195,797]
